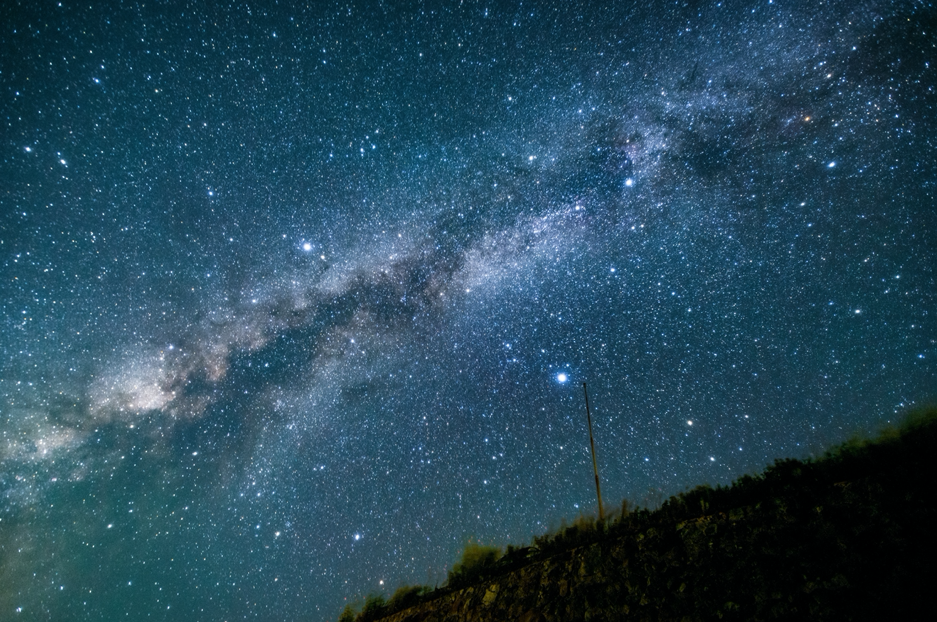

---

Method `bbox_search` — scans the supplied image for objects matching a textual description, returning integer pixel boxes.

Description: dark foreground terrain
[340,410,937,621]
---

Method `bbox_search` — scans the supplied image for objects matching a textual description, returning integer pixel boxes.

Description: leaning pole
[582,382,604,521]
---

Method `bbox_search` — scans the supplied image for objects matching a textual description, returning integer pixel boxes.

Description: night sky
[2,1,935,620]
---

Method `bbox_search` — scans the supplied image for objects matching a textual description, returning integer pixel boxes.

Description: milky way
[1,1,935,620]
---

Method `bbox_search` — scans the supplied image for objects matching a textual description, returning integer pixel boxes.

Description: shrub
[356,593,386,622]
[337,603,357,622]
[447,540,501,587]
[386,584,427,612]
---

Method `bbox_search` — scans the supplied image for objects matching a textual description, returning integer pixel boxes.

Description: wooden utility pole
[582,382,604,521]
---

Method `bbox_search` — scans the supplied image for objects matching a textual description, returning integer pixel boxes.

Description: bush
[386,584,427,612]
[356,593,387,622]
[337,603,357,622]
[447,540,501,588]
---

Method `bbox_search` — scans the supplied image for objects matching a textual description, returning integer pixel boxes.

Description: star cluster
[1,1,935,620]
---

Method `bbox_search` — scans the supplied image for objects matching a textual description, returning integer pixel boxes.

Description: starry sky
[1,1,935,620]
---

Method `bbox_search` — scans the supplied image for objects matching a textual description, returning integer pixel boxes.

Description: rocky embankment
[357,414,937,621]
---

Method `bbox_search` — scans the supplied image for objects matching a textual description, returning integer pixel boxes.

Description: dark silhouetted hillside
[339,409,937,621]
